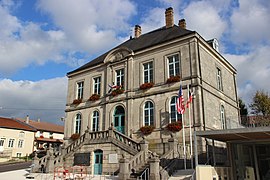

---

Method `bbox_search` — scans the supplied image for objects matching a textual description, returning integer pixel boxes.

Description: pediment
[104,47,133,64]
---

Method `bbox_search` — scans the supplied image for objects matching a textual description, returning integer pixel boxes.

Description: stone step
[169,169,195,180]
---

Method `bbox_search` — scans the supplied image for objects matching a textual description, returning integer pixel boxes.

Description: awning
[35,137,63,143]
[196,126,270,143]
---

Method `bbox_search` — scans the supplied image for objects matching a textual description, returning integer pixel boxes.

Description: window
[75,114,82,134]
[19,131,25,138]
[49,132,53,138]
[8,139,15,148]
[143,62,153,83]
[144,101,154,126]
[168,54,180,77]
[77,81,84,99]
[115,69,124,86]
[93,77,101,95]
[40,131,44,138]
[217,68,223,91]
[16,153,22,157]
[220,105,226,129]
[0,138,5,147]
[18,140,24,148]
[92,111,99,131]
[170,96,182,123]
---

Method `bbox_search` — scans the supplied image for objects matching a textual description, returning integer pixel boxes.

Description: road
[0,161,32,173]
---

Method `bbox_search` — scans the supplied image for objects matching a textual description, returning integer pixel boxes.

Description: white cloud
[225,45,270,105]
[0,77,67,124]
[230,0,270,45]
[183,1,227,40]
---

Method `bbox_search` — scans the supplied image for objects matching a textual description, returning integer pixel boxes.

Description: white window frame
[93,76,101,95]
[8,139,15,148]
[18,139,24,148]
[220,105,226,129]
[115,69,124,86]
[0,138,5,147]
[75,114,82,134]
[92,111,99,131]
[16,153,22,157]
[143,61,153,83]
[77,81,84,99]
[144,101,154,126]
[170,96,182,123]
[217,68,223,91]
[167,54,180,77]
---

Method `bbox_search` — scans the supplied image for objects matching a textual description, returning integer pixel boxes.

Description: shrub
[166,75,180,84]
[139,125,155,135]
[89,94,100,101]
[140,82,154,90]
[111,87,124,96]
[70,133,80,140]
[167,121,182,132]
[72,99,82,105]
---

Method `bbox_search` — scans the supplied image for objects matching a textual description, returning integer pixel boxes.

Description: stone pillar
[118,156,130,180]
[168,135,178,158]
[32,152,39,172]
[108,123,114,138]
[149,156,160,180]
[85,126,90,140]
[46,144,55,173]
[140,139,149,161]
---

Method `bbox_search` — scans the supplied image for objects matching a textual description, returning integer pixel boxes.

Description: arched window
[75,114,82,134]
[144,101,154,126]
[170,96,182,123]
[92,111,99,131]
[220,105,226,129]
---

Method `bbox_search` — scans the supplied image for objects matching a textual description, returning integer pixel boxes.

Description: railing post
[85,126,90,140]
[45,144,55,173]
[140,139,149,161]
[149,154,160,180]
[32,152,39,172]
[168,134,178,158]
[108,123,114,138]
[119,155,129,180]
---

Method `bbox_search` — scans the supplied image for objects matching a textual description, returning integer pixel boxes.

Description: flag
[177,85,185,114]
[186,89,193,108]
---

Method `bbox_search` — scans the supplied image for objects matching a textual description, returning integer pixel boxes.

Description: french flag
[177,85,185,114]
[186,90,193,108]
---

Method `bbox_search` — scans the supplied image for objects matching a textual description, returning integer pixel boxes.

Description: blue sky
[0,0,270,124]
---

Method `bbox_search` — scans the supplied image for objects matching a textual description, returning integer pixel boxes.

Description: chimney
[178,19,186,29]
[165,7,174,28]
[134,25,141,38]
[26,115,29,124]
[37,118,40,123]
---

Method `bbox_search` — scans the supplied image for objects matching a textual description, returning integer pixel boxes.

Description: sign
[108,154,118,164]
[74,153,90,166]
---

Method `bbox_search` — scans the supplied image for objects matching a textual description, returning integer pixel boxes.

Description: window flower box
[40,135,44,138]
[139,125,155,135]
[140,82,154,90]
[72,99,82,105]
[89,94,100,101]
[70,133,80,141]
[166,75,180,84]
[167,121,182,132]
[111,86,124,97]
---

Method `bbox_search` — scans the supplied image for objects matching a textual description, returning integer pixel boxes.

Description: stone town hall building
[34,8,239,179]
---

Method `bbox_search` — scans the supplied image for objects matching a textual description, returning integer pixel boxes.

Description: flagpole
[188,85,193,169]
[182,113,186,170]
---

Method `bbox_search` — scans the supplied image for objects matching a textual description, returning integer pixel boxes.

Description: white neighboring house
[0,116,36,161]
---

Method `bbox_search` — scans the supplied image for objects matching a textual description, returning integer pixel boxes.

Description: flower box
[70,133,80,141]
[111,87,124,96]
[140,82,154,90]
[167,121,182,132]
[40,135,44,138]
[72,99,82,105]
[166,75,180,84]
[139,125,155,135]
[89,94,100,101]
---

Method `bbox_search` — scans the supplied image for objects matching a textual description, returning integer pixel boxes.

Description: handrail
[137,167,149,180]
[113,129,141,151]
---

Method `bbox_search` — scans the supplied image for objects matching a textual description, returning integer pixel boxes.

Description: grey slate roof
[67,25,195,75]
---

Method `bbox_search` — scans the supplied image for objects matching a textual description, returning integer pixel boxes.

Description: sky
[0,0,269,124]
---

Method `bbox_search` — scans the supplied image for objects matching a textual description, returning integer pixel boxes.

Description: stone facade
[63,8,239,176]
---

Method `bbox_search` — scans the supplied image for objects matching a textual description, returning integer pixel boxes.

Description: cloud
[225,45,270,105]
[230,0,270,46]
[182,1,227,40]
[0,77,67,124]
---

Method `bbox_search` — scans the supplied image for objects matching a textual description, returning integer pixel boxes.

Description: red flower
[111,87,124,96]
[140,82,154,90]
[139,125,155,135]
[166,75,180,84]
[89,94,100,101]
[70,133,80,141]
[167,121,182,132]
[72,99,82,105]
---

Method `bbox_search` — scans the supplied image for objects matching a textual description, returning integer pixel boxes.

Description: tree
[239,98,248,116]
[250,90,270,116]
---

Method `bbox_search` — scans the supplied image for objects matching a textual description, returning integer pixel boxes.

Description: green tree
[239,98,248,116]
[250,90,270,116]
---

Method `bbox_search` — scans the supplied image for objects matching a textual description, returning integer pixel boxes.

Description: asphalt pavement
[0,161,32,173]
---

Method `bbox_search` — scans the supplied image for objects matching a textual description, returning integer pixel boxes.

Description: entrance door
[114,106,125,134]
[94,150,103,175]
